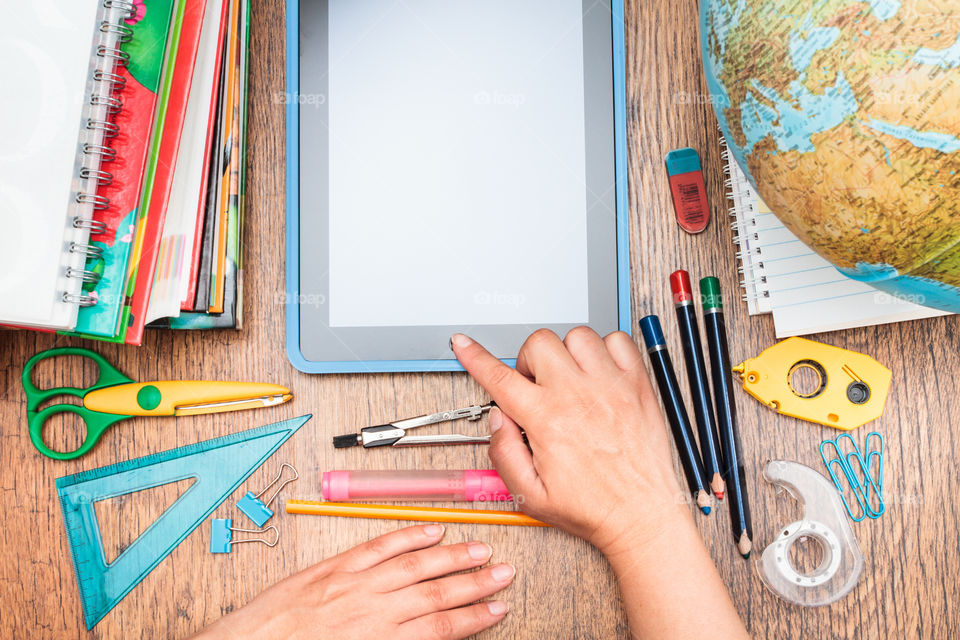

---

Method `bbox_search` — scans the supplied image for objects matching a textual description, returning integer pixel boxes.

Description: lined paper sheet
[726,158,950,337]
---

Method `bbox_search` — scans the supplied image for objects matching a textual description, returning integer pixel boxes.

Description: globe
[701,0,960,313]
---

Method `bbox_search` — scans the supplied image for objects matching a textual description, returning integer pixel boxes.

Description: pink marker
[321,470,512,502]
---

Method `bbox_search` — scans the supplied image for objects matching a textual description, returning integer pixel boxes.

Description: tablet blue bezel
[285,0,630,373]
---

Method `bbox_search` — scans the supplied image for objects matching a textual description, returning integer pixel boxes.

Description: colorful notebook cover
[123,0,206,344]
[107,0,185,345]
[209,0,241,313]
[150,0,248,330]
[145,0,223,325]
[182,0,231,311]
[69,0,175,337]
[192,152,220,311]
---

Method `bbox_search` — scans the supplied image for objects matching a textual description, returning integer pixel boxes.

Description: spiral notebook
[0,2,134,331]
[723,139,950,337]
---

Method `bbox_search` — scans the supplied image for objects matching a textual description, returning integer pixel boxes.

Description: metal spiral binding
[96,44,130,66]
[66,268,102,284]
[62,292,98,307]
[82,143,117,162]
[99,21,134,43]
[79,168,113,187]
[104,0,138,13]
[66,0,135,308]
[86,119,120,137]
[719,130,771,307]
[75,193,111,210]
[73,218,108,234]
[90,94,123,115]
[70,243,105,259]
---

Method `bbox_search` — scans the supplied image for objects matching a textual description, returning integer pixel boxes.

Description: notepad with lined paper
[723,141,950,337]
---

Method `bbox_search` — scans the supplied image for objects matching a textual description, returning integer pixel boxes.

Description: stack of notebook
[0,0,250,345]
[723,138,950,336]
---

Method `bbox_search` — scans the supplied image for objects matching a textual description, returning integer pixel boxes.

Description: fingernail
[490,564,515,583]
[451,333,474,349]
[424,524,444,537]
[468,541,492,561]
[487,600,509,616]
[489,406,502,433]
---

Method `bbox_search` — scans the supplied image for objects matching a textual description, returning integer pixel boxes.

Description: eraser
[665,148,710,234]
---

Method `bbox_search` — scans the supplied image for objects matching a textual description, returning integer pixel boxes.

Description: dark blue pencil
[639,315,712,515]
[670,269,725,500]
[699,277,753,558]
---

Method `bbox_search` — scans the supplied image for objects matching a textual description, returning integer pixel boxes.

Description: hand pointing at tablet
[450,328,748,640]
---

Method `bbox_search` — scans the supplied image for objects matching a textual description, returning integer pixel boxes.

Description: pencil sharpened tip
[710,474,726,501]
[695,490,713,515]
[737,531,753,558]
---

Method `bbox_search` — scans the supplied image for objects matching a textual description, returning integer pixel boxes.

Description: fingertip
[490,563,515,584]
[487,600,509,616]
[450,333,474,350]
[423,524,445,539]
[489,406,502,433]
[467,541,493,562]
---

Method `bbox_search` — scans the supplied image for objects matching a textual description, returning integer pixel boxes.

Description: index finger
[319,525,447,575]
[451,334,541,419]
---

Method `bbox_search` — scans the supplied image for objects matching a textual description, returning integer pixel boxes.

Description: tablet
[286,0,630,373]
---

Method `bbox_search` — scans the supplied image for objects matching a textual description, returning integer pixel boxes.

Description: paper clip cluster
[819,432,884,521]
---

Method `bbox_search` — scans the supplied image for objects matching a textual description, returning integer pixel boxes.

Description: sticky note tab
[210,518,233,554]
[237,491,273,527]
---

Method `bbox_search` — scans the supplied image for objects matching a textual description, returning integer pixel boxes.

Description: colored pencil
[639,315,713,515]
[670,270,726,499]
[285,501,550,527]
[699,277,753,558]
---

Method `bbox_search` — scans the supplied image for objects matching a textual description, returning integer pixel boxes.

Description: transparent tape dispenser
[757,460,864,606]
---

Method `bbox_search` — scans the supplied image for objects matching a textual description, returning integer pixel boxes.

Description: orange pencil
[285,500,550,527]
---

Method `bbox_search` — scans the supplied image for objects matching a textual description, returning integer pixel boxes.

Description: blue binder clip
[237,463,299,527]
[210,518,279,554]
[819,431,884,522]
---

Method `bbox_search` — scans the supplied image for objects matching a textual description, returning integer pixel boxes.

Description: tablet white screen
[327,0,589,328]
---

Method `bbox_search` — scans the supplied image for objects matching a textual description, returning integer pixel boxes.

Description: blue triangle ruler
[56,414,311,629]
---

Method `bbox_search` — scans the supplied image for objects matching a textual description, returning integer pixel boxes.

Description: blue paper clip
[237,463,299,527]
[210,518,279,554]
[819,431,884,522]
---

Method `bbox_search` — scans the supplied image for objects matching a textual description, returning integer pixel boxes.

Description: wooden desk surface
[2,1,958,638]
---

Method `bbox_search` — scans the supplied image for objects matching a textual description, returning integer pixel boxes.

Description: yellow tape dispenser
[733,337,891,431]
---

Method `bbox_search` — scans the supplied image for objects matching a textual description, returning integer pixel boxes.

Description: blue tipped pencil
[639,315,713,515]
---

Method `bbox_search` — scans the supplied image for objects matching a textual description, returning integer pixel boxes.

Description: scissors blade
[175,394,293,416]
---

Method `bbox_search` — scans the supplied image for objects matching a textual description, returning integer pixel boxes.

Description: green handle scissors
[23,347,293,460]
[24,348,135,460]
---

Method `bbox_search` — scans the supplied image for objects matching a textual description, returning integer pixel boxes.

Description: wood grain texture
[1,0,958,637]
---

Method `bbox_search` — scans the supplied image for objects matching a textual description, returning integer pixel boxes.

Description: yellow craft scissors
[23,347,293,460]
